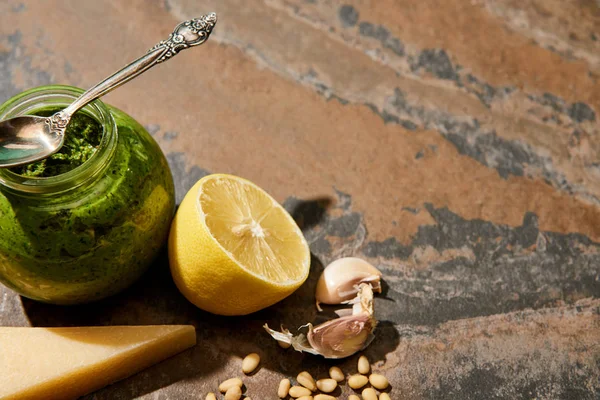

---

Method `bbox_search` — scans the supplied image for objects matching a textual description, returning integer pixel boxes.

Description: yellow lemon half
[168,174,310,315]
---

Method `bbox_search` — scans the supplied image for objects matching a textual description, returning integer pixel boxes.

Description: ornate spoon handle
[59,13,217,119]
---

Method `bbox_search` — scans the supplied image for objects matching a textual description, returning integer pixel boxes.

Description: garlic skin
[264,284,376,359]
[315,257,382,310]
[263,324,321,357]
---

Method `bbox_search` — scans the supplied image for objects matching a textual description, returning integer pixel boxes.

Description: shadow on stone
[379,276,393,299]
[367,320,401,364]
[284,196,333,232]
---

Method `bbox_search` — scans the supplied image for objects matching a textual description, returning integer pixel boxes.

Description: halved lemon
[168,174,310,315]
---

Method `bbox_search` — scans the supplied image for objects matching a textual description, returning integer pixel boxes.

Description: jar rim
[0,85,117,195]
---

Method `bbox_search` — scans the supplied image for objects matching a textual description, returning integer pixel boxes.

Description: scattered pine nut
[379,394,391,400]
[242,353,260,374]
[278,378,291,398]
[297,397,313,400]
[289,386,313,397]
[329,366,344,382]
[348,374,369,389]
[369,373,389,390]
[316,378,337,393]
[362,387,378,400]
[219,377,243,393]
[278,340,291,349]
[349,395,361,400]
[224,385,243,400]
[297,371,317,391]
[314,395,336,400]
[358,355,370,374]
[205,393,217,400]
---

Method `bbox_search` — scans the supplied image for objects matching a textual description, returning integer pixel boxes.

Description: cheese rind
[0,325,196,400]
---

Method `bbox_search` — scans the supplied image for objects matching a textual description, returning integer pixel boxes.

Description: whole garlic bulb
[315,257,382,310]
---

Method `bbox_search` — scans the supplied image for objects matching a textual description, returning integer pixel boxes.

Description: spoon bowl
[0,116,63,168]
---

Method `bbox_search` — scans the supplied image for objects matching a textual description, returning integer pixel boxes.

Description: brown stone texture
[1,0,599,399]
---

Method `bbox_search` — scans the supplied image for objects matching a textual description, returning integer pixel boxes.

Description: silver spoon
[0,13,217,168]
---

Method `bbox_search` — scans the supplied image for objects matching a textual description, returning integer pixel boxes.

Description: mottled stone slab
[0,0,599,399]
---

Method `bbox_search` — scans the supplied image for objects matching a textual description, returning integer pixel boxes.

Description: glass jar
[0,85,175,304]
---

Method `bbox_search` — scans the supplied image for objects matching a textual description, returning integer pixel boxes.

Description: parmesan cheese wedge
[0,325,196,400]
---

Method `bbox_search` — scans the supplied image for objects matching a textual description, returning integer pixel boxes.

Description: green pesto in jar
[10,109,102,177]
[0,93,175,305]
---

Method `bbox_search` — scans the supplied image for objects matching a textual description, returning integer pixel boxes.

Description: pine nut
[219,377,243,393]
[329,366,344,382]
[348,374,369,389]
[297,397,313,400]
[316,378,337,393]
[358,355,370,374]
[224,385,243,400]
[379,394,391,400]
[314,395,336,400]
[205,393,217,400]
[369,373,389,390]
[289,386,313,397]
[349,395,361,400]
[278,378,291,398]
[362,387,378,400]
[242,353,260,374]
[278,340,291,349]
[297,371,316,391]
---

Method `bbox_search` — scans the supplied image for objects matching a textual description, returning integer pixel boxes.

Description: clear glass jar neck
[0,85,117,196]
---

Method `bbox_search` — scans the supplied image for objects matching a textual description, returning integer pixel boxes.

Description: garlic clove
[306,312,376,358]
[264,314,376,359]
[315,257,382,310]
[264,284,377,359]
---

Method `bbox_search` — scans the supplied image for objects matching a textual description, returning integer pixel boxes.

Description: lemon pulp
[200,176,308,283]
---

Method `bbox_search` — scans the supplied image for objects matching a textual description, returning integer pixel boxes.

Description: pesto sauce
[10,109,102,177]
[0,105,175,304]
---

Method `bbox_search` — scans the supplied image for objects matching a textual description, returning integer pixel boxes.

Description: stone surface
[1,0,599,399]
